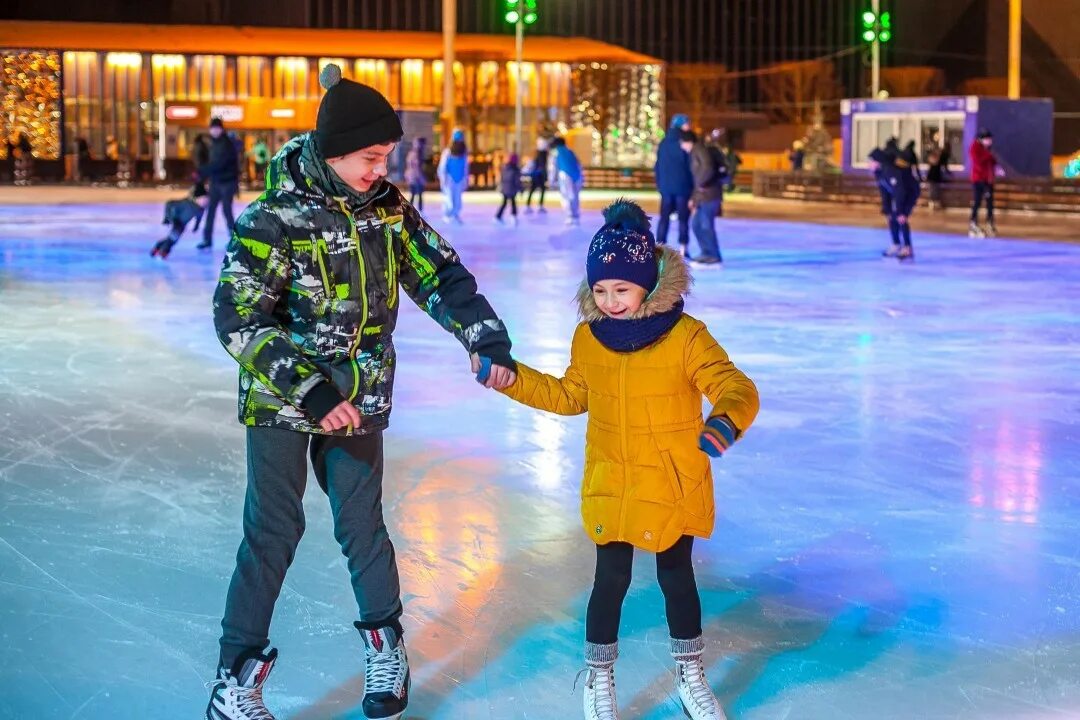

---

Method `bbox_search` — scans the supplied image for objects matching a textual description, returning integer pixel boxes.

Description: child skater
[476,199,759,720]
[494,152,523,225]
[550,136,583,226]
[437,128,469,224]
[404,136,428,211]
[150,181,209,259]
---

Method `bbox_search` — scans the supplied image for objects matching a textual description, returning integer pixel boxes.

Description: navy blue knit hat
[586,199,658,291]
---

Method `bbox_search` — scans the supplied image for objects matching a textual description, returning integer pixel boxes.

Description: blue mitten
[475,356,493,384]
[699,416,737,458]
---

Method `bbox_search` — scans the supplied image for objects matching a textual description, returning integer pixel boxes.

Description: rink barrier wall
[752,171,1080,215]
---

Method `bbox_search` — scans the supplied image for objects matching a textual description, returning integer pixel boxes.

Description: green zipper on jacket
[337,198,368,401]
[314,238,331,295]
[384,226,398,310]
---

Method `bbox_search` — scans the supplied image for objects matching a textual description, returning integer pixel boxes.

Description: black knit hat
[316,64,403,158]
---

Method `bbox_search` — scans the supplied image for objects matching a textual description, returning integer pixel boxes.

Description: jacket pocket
[660,451,684,501]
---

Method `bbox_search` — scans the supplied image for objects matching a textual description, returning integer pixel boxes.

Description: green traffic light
[878,29,892,42]
[505,9,520,22]
[505,0,517,6]
[525,0,537,7]
[881,11,891,28]
[862,10,876,26]
[524,11,537,23]
[862,29,876,42]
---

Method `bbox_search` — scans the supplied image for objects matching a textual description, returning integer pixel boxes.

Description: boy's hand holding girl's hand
[699,416,737,458]
[471,354,517,390]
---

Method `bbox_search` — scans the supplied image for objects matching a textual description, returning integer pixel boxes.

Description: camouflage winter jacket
[213,133,513,435]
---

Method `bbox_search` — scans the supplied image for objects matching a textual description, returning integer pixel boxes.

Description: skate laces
[574,665,617,718]
[205,677,276,720]
[365,645,406,695]
[679,657,721,715]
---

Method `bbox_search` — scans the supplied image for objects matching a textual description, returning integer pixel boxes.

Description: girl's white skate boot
[672,637,726,720]
[578,641,619,720]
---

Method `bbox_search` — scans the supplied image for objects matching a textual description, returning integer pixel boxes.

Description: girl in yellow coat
[480,199,759,720]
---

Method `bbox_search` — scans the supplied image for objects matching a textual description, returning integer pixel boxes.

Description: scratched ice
[1,199,1078,719]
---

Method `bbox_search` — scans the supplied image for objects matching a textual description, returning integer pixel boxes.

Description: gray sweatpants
[218,426,402,668]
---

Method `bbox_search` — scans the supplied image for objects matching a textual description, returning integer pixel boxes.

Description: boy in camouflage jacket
[206,65,516,720]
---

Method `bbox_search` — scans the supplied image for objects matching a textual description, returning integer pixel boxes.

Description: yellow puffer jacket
[501,247,759,552]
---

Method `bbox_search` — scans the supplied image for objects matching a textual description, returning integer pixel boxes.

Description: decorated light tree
[802,98,834,173]
[570,63,661,167]
[1,50,61,159]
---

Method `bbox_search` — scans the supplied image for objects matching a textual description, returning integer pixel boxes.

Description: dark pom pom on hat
[602,198,652,235]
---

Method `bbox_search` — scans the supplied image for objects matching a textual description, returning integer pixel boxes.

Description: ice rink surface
[1,198,1078,719]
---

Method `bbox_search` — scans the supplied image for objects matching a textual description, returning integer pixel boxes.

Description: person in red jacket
[968,129,999,237]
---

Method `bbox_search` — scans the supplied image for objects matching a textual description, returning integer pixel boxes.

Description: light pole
[871,0,881,97]
[443,0,456,143]
[504,0,537,154]
[861,3,891,97]
[1008,0,1022,99]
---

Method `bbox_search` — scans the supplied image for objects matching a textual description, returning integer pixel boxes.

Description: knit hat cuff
[318,112,403,158]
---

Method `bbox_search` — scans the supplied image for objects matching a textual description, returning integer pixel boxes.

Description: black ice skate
[205,647,278,720]
[150,239,175,259]
[359,625,410,719]
[196,239,213,250]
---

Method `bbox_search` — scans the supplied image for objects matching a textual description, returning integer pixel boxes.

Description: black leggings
[585,535,701,645]
[971,181,994,223]
[526,175,546,207]
[888,216,912,247]
[496,194,517,218]
[409,186,424,211]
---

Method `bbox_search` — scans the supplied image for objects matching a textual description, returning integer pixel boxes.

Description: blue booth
[840,96,1054,177]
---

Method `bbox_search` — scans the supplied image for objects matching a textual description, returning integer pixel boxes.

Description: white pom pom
[319,63,343,90]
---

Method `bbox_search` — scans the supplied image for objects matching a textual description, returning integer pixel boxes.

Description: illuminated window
[275,57,311,100]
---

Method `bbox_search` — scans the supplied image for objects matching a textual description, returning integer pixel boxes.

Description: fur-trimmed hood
[576,245,692,322]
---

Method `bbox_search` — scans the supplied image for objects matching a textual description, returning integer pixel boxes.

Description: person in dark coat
[680,130,726,266]
[926,141,951,211]
[789,140,805,171]
[195,118,240,250]
[524,137,549,213]
[150,182,209,259]
[870,143,920,261]
[495,153,523,225]
[653,114,694,253]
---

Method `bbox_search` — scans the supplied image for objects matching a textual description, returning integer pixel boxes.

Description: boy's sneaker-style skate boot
[984,223,998,238]
[882,243,900,257]
[897,245,914,261]
[205,647,278,720]
[576,641,619,720]
[359,624,410,720]
[672,637,726,720]
[968,222,985,238]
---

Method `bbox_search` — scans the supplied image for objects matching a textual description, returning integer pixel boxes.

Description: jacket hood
[576,245,691,322]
